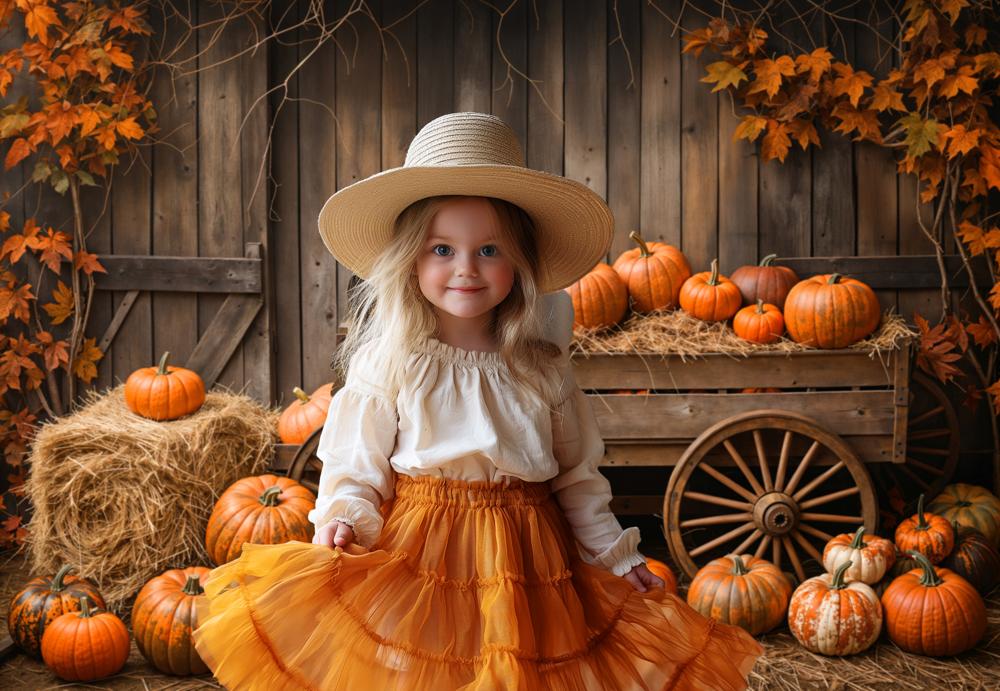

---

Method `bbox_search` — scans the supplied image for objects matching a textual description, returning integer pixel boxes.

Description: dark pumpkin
[7,564,106,659]
[729,254,799,309]
[132,567,211,675]
[941,523,1000,596]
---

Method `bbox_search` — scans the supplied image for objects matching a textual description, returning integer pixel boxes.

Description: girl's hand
[312,520,355,549]
[623,563,665,593]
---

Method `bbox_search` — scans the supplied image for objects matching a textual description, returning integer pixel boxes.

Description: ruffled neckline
[415,336,503,369]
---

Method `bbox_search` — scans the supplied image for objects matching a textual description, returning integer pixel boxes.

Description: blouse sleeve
[306,344,398,548]
[549,362,647,577]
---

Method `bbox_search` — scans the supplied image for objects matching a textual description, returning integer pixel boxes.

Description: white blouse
[307,337,646,578]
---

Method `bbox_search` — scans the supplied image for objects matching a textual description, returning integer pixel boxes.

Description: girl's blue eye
[432,245,452,257]
[480,245,498,257]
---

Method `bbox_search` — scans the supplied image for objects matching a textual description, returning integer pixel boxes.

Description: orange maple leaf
[682,27,714,57]
[989,282,1000,311]
[42,280,74,325]
[748,56,796,98]
[831,63,872,107]
[965,25,987,47]
[966,315,998,348]
[914,313,965,384]
[870,83,906,112]
[73,250,106,275]
[794,48,832,82]
[103,41,134,70]
[942,125,980,158]
[913,58,947,89]
[979,144,1000,191]
[71,336,103,384]
[733,114,767,143]
[4,137,31,170]
[956,220,986,255]
[77,106,102,136]
[0,333,42,391]
[986,380,1000,416]
[108,6,151,35]
[761,120,791,162]
[0,210,9,233]
[937,64,978,99]
[701,61,748,92]
[974,52,1000,78]
[0,218,41,263]
[34,228,72,273]
[34,330,70,371]
[786,119,820,151]
[831,103,881,142]
[22,1,59,41]
[939,0,970,25]
[115,116,143,140]
[0,283,34,323]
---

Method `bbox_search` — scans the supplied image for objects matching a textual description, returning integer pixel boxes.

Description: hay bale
[24,385,279,613]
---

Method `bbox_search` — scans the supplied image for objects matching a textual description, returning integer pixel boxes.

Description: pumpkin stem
[156,351,171,375]
[183,574,205,596]
[907,550,943,587]
[848,526,866,550]
[259,486,283,506]
[51,564,73,592]
[292,386,310,404]
[730,554,750,576]
[708,258,720,286]
[78,595,94,618]
[830,560,852,589]
[755,298,765,314]
[827,273,842,285]
[759,253,778,267]
[916,493,928,530]
[629,230,651,258]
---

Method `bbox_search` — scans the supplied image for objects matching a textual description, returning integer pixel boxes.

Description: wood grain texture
[607,0,641,260]
[564,1,607,201]
[526,0,563,175]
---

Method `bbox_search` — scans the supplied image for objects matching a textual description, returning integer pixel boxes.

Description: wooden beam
[97,290,140,353]
[94,255,262,293]
[186,293,263,388]
[773,255,990,289]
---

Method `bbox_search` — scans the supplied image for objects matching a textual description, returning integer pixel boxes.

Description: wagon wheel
[665,410,877,583]
[286,426,324,496]
[874,372,959,515]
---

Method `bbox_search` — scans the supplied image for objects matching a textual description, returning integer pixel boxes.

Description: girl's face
[415,197,516,324]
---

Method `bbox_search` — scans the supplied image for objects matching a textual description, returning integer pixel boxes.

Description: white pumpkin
[788,561,883,656]
[822,526,895,584]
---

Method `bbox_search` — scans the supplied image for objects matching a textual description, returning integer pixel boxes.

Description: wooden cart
[273,338,958,583]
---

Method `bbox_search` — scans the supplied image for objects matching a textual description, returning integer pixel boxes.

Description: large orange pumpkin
[41,596,130,682]
[278,383,335,444]
[686,554,791,635]
[788,560,883,656]
[679,259,743,322]
[894,493,954,564]
[644,557,678,595]
[733,300,784,344]
[132,566,211,675]
[124,351,206,420]
[611,231,691,312]
[205,474,316,565]
[7,564,107,659]
[730,254,800,309]
[927,483,1000,548]
[784,274,881,348]
[881,551,986,656]
[822,526,896,584]
[564,263,628,330]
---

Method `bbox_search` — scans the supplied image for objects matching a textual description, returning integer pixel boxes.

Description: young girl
[192,112,763,690]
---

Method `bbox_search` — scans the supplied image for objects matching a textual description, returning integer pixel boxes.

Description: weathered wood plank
[564,0,607,207]
[897,161,941,322]
[98,290,140,353]
[80,184,114,394]
[453,0,491,113]
[491,0,526,148]
[607,0,641,260]
[526,0,563,176]
[382,0,417,170]
[93,255,262,293]
[718,90,758,273]
[417,0,453,126]
[572,349,899,390]
[772,255,990,288]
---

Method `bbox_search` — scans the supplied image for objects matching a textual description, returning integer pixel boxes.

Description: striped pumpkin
[927,484,1000,549]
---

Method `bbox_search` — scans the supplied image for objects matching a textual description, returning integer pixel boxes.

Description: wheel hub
[753,492,799,535]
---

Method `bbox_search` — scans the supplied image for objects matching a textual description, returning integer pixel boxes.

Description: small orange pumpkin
[611,231,692,312]
[41,596,130,682]
[644,557,678,594]
[132,566,211,675]
[686,554,791,635]
[124,351,206,420]
[278,383,335,444]
[894,494,954,564]
[733,299,784,344]
[881,551,986,656]
[679,259,743,322]
[7,564,107,659]
[788,560,883,656]
[822,526,896,584]
[564,263,628,330]
[784,274,881,348]
[205,474,316,565]
[730,254,800,309]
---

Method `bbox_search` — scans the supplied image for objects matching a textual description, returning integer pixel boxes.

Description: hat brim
[317,165,614,292]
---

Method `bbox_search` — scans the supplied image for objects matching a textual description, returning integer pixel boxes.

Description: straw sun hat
[317,112,614,292]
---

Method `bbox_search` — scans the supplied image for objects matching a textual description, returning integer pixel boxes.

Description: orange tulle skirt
[191,474,762,690]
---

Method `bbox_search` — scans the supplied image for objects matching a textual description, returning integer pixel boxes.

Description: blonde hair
[335,196,563,406]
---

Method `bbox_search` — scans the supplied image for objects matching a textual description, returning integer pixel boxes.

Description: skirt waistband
[394,473,552,508]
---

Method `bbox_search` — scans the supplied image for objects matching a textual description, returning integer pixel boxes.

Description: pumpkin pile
[564,239,882,349]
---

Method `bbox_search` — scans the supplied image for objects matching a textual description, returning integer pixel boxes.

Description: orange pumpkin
[733,300,784,344]
[644,557,678,595]
[927,483,1000,548]
[205,474,316,565]
[41,596,130,682]
[822,526,896,585]
[124,351,206,420]
[679,259,743,322]
[278,383,335,444]
[788,560,883,656]
[612,231,691,312]
[564,263,628,330]
[940,523,1000,596]
[7,565,106,659]
[730,254,800,309]
[740,387,782,393]
[686,554,791,635]
[132,566,211,675]
[881,551,986,656]
[784,274,881,348]
[894,494,954,564]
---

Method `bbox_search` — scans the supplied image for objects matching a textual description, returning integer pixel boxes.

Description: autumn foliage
[0,1,154,548]
[685,1,1000,423]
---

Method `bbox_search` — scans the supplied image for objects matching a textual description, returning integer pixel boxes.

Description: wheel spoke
[733,529,763,555]
[680,513,754,528]
[908,405,944,427]
[792,460,845,503]
[907,428,950,441]
[782,440,821,497]
[774,430,793,491]
[772,535,782,568]
[897,462,931,490]
[752,430,773,491]
[782,536,806,582]
[307,456,323,470]
[755,535,773,559]
[798,486,861,510]
[722,440,766,496]
[906,457,946,476]
[798,522,834,543]
[791,529,824,564]
[302,479,319,493]
[908,446,951,457]
[799,512,863,523]
[689,523,756,557]
[698,463,759,503]
[683,491,753,511]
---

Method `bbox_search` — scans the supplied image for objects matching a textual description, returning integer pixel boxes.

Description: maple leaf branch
[914,159,953,320]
